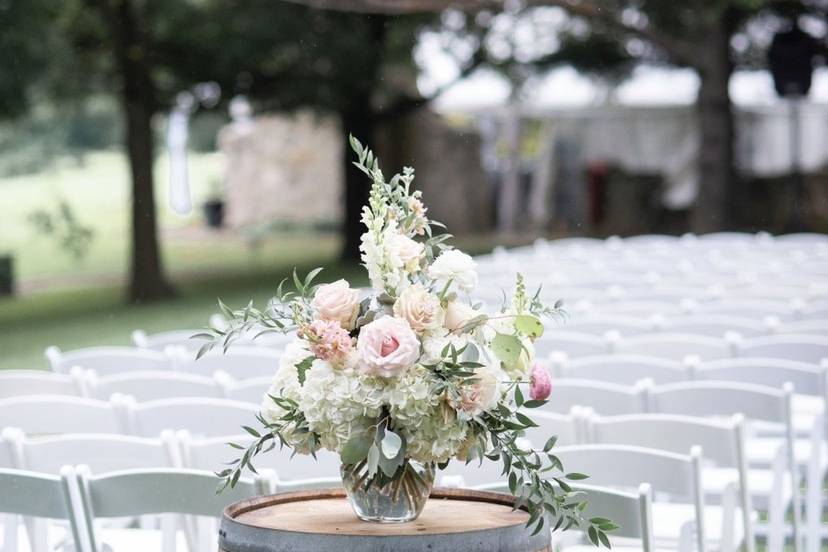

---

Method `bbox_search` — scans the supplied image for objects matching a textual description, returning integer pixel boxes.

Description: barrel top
[225,488,530,537]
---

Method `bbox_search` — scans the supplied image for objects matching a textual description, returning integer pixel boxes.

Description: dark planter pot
[204,200,225,228]
[0,255,13,296]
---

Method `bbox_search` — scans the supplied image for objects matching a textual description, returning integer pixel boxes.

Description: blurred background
[1,0,826,371]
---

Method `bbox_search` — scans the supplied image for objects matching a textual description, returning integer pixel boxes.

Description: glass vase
[341,459,434,523]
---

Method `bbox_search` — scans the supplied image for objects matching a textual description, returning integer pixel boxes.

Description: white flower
[452,362,505,420]
[356,316,421,378]
[299,359,385,453]
[420,332,470,364]
[401,403,468,464]
[260,339,316,451]
[428,250,478,292]
[390,232,424,273]
[393,284,444,334]
[312,279,361,330]
[443,300,480,332]
[360,223,408,296]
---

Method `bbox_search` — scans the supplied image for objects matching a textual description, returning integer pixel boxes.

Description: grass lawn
[0,149,521,372]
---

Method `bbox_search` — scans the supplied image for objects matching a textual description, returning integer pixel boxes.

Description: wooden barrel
[220,487,551,552]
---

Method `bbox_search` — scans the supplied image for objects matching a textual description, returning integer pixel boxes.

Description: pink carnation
[529,364,553,401]
[301,319,353,364]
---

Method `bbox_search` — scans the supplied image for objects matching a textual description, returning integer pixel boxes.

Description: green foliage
[28,199,95,262]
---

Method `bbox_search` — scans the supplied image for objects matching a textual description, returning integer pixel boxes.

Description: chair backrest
[0,370,84,399]
[175,347,281,379]
[45,346,172,376]
[0,468,84,549]
[552,444,702,502]
[127,397,258,437]
[564,314,654,336]
[535,379,648,416]
[700,299,795,320]
[85,369,223,401]
[661,314,770,338]
[694,358,827,399]
[586,413,744,469]
[559,355,688,385]
[738,334,828,364]
[222,376,270,404]
[132,329,204,352]
[75,466,257,552]
[522,411,581,449]
[178,431,342,480]
[3,429,180,473]
[776,319,828,336]
[534,331,609,358]
[0,395,125,435]
[615,332,735,362]
[476,481,655,552]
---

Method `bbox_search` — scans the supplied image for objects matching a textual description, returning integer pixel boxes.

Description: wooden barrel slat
[220,487,551,552]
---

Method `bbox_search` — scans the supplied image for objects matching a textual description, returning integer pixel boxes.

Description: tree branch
[279,0,699,67]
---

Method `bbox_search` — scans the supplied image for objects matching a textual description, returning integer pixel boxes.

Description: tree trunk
[692,13,736,234]
[124,90,174,302]
[95,0,174,303]
[340,15,387,262]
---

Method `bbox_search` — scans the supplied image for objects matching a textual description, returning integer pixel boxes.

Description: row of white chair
[0,368,271,403]
[45,345,282,379]
[532,332,828,363]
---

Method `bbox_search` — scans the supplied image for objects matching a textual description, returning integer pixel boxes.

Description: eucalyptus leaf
[340,432,373,465]
[380,430,402,459]
[367,444,380,477]
[491,333,522,366]
[515,314,544,338]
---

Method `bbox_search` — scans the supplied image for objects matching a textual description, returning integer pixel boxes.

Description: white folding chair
[0,369,85,399]
[476,482,656,552]
[2,430,183,552]
[83,369,223,401]
[174,347,281,379]
[534,331,611,358]
[74,466,260,552]
[586,413,754,552]
[132,329,204,352]
[554,354,689,385]
[533,378,649,416]
[45,346,173,376]
[647,381,805,552]
[0,396,127,435]
[0,468,86,552]
[738,335,828,364]
[551,444,712,552]
[125,397,258,438]
[700,300,798,321]
[616,333,736,362]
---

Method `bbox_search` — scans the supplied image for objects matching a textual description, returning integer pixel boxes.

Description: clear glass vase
[341,459,434,523]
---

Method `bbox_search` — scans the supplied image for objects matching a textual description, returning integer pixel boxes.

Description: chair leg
[2,514,19,552]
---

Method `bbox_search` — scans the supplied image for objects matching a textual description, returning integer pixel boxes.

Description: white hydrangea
[299,359,386,453]
[402,405,469,464]
[260,338,311,424]
[386,364,438,426]
[420,331,470,365]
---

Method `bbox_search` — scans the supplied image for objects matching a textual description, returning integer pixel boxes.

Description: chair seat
[792,395,823,417]
[651,502,745,549]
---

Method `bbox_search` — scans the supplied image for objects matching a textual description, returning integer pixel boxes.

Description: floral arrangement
[200,137,613,544]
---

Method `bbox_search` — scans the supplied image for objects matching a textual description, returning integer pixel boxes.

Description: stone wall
[218,110,343,228]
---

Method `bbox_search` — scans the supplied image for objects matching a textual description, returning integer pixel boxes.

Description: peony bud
[529,363,552,401]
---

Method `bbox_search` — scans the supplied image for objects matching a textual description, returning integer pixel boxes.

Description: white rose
[394,284,445,334]
[428,250,478,292]
[443,300,480,332]
[391,233,424,273]
[356,316,421,378]
[312,279,361,330]
[454,363,503,418]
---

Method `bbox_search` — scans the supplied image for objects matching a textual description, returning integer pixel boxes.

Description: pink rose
[357,316,420,378]
[393,284,444,334]
[529,364,552,401]
[312,279,360,330]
